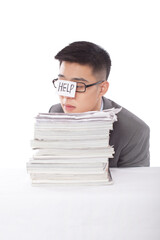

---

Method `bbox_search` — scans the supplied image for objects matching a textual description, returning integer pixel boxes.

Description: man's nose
[61,94,76,101]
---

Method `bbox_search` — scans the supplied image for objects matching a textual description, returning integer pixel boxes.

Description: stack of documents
[27,108,121,185]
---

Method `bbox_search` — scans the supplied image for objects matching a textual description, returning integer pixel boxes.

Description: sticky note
[56,80,77,98]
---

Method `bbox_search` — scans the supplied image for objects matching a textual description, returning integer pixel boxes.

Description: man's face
[58,61,108,113]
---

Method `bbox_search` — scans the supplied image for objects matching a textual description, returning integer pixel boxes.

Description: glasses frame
[52,78,105,93]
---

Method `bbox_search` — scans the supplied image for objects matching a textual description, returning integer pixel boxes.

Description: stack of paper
[27,108,121,185]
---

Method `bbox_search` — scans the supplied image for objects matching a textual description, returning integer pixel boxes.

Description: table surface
[0,167,160,240]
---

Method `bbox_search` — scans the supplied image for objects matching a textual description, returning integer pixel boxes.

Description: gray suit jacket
[49,97,150,167]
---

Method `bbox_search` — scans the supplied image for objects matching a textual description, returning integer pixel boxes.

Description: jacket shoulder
[103,97,149,135]
[49,103,63,113]
[103,97,150,167]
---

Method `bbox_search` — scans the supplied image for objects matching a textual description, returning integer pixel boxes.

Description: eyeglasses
[52,78,105,93]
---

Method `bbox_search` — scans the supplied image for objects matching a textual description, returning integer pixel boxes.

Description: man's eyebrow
[58,74,65,78]
[58,74,88,82]
[71,77,88,82]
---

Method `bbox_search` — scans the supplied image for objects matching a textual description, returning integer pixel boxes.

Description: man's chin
[62,106,87,114]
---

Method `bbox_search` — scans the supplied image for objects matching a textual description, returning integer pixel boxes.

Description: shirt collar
[100,99,103,111]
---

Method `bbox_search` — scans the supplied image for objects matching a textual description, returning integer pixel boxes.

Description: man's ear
[99,81,109,97]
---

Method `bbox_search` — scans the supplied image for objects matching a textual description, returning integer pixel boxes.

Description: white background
[0,0,159,168]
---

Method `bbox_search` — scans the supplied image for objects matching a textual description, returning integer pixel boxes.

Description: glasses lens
[76,82,85,92]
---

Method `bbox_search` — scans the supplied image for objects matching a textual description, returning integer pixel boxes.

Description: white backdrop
[0,0,159,168]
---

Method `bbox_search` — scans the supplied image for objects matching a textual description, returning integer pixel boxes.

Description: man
[49,41,150,167]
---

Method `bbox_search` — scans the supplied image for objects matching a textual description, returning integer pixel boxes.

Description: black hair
[55,41,111,80]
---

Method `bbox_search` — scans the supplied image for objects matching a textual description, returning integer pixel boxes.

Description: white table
[0,167,160,240]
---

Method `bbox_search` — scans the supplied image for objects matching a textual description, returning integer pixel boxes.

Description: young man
[49,41,150,167]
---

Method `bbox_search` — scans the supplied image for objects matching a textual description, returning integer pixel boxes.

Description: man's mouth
[63,104,76,111]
